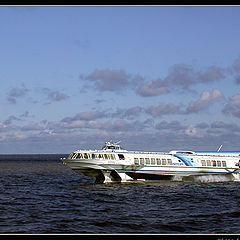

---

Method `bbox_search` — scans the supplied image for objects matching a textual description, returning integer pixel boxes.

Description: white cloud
[186,89,223,113]
[137,79,169,97]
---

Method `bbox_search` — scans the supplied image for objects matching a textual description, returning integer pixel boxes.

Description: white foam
[171,174,236,183]
[172,175,183,182]
[190,174,234,183]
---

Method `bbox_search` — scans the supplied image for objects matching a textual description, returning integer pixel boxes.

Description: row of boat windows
[68,153,227,167]
[134,158,175,166]
[134,157,228,167]
[201,160,227,167]
[69,152,116,160]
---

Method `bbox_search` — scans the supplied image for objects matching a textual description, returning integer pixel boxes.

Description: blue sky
[1,6,240,153]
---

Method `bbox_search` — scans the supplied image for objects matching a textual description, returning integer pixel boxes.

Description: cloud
[166,64,225,91]
[195,122,209,129]
[2,112,35,130]
[136,64,198,97]
[79,57,233,98]
[62,111,107,122]
[137,78,169,97]
[222,94,240,118]
[100,119,150,132]
[229,56,240,85]
[111,106,143,119]
[198,66,226,83]
[210,121,240,131]
[48,111,151,134]
[232,56,240,73]
[63,120,87,129]
[165,64,197,90]
[80,69,131,92]
[3,115,22,125]
[7,84,28,104]
[20,111,34,119]
[185,89,223,113]
[185,125,197,136]
[155,120,186,131]
[1,115,240,153]
[21,123,43,131]
[0,122,17,133]
[235,76,240,85]
[145,103,181,117]
[137,64,225,97]
[41,88,69,103]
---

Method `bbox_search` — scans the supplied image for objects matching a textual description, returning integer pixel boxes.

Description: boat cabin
[101,141,126,151]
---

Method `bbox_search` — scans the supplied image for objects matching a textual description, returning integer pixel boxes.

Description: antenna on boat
[217,144,223,152]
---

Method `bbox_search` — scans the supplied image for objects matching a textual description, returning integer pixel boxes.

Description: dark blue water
[0,154,240,234]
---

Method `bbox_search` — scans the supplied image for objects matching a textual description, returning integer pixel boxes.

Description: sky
[1,5,240,153]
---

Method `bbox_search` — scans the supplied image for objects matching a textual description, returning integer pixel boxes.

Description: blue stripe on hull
[173,154,200,167]
[173,154,193,166]
[73,168,228,175]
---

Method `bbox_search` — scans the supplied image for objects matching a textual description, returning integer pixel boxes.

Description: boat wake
[180,174,235,183]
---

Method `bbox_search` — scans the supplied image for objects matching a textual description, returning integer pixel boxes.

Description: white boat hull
[61,141,240,183]
[62,158,240,183]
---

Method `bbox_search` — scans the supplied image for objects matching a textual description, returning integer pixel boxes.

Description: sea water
[0,154,240,234]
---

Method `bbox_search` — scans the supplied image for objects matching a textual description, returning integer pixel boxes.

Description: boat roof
[72,141,240,157]
[196,151,240,156]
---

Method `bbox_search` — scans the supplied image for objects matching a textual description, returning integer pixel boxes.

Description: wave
[172,174,235,183]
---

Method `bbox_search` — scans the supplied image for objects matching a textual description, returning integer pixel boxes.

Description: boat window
[84,153,89,159]
[92,154,95,159]
[108,146,115,150]
[151,158,156,165]
[145,158,150,164]
[156,158,161,165]
[134,158,139,165]
[76,153,82,159]
[167,159,172,165]
[217,160,221,167]
[206,160,211,166]
[99,154,103,159]
[162,159,166,165]
[104,154,109,159]
[72,153,78,159]
[118,154,125,160]
[68,153,74,159]
[140,158,144,165]
[222,161,227,167]
[212,160,216,167]
[201,160,206,166]
[110,154,115,160]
